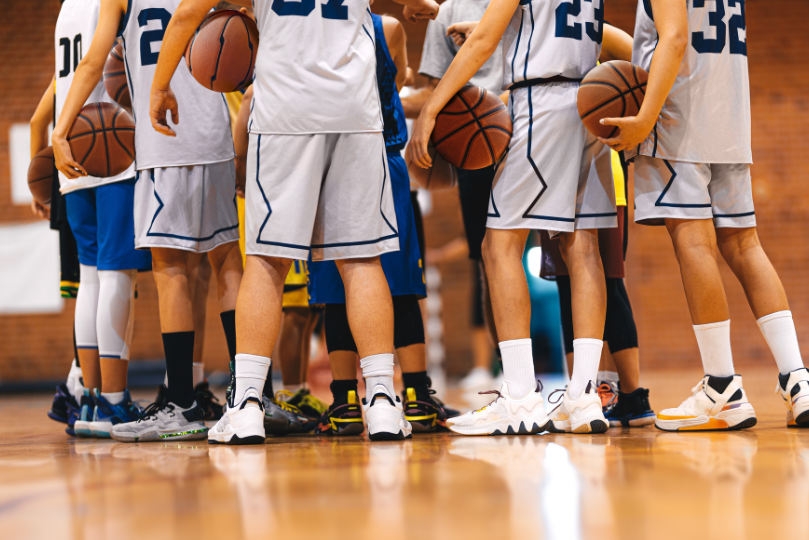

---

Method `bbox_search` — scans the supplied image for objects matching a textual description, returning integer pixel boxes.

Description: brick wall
[1,0,807,382]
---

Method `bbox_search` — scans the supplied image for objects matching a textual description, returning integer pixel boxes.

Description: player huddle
[37,0,809,445]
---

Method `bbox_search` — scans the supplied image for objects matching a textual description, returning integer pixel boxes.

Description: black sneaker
[48,383,79,425]
[605,387,656,428]
[195,381,224,421]
[315,389,365,436]
[402,385,453,433]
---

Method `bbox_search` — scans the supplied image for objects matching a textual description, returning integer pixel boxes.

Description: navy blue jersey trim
[523,3,535,81]
[575,212,618,218]
[377,149,398,235]
[362,24,374,46]
[119,0,133,37]
[521,87,552,219]
[311,234,398,250]
[77,346,99,350]
[714,211,755,218]
[145,170,240,242]
[655,159,711,208]
[524,215,576,223]
[99,355,122,359]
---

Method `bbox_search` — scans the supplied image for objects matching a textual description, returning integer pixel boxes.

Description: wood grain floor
[1,367,807,540]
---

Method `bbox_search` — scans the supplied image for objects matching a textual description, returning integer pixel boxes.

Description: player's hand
[447,21,479,46]
[235,155,246,198]
[598,115,656,152]
[52,133,87,179]
[31,199,50,220]
[150,85,179,137]
[403,0,439,23]
[407,111,436,169]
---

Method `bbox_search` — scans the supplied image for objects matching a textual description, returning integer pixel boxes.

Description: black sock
[73,326,80,368]
[263,364,275,399]
[330,379,358,402]
[402,370,430,390]
[162,331,195,409]
[220,310,237,363]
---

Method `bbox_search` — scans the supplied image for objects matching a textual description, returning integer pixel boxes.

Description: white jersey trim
[134,155,235,172]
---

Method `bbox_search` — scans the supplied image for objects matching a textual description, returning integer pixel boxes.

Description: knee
[559,230,600,266]
[717,228,760,266]
[481,231,520,268]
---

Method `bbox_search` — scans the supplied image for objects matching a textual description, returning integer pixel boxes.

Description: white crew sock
[757,311,805,375]
[569,339,603,400]
[693,320,735,377]
[234,353,272,405]
[597,370,619,384]
[360,353,395,398]
[101,391,125,405]
[284,383,304,394]
[192,363,205,387]
[499,339,536,399]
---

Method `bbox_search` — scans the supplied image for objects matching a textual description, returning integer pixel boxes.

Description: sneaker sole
[451,420,552,436]
[209,434,266,445]
[316,422,365,436]
[47,411,68,424]
[655,416,757,432]
[793,409,809,427]
[368,430,412,441]
[608,413,657,428]
[112,428,209,442]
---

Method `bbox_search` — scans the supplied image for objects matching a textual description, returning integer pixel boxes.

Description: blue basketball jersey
[371,14,408,152]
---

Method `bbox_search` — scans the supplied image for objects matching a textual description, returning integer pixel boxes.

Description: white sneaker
[110,398,208,442]
[209,389,266,445]
[655,375,757,432]
[448,382,551,436]
[776,368,809,428]
[549,382,609,434]
[460,367,495,392]
[362,384,412,441]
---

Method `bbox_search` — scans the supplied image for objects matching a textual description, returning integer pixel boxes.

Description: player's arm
[600,24,633,63]
[31,77,55,158]
[395,0,440,24]
[382,16,408,92]
[407,0,519,168]
[233,86,253,198]
[599,0,688,151]
[150,0,224,137]
[446,21,479,47]
[401,77,439,119]
[51,0,126,179]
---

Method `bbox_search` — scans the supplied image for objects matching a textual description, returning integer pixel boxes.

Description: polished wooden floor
[1,367,807,540]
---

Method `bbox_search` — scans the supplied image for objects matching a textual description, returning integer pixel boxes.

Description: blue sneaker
[605,387,656,428]
[48,383,79,424]
[90,390,143,438]
[74,393,96,437]
[66,402,80,436]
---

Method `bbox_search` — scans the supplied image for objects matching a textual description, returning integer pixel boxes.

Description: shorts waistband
[509,76,583,90]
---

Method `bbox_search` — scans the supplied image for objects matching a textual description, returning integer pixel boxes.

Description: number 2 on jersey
[555,0,604,43]
[272,0,348,20]
[692,0,747,56]
[138,8,172,66]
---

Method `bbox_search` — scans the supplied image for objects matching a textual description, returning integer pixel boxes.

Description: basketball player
[601,0,809,430]
[52,0,244,441]
[35,0,153,438]
[311,13,457,437]
[151,0,439,444]
[232,77,327,435]
[403,0,504,391]
[30,76,85,436]
[410,4,633,435]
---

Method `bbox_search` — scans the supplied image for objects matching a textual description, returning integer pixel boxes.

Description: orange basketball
[577,61,648,139]
[431,85,512,170]
[67,102,135,178]
[103,41,131,110]
[28,146,55,206]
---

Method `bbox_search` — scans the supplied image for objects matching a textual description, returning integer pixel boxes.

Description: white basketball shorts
[134,160,239,252]
[488,81,617,234]
[244,132,399,261]
[634,156,755,228]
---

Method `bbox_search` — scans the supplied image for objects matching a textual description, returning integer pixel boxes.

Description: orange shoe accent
[657,414,699,421]
[679,418,729,431]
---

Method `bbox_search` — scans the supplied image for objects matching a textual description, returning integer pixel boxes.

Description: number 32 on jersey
[272,0,349,20]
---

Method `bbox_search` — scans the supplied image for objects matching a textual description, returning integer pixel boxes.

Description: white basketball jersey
[632,0,752,164]
[249,0,382,134]
[502,0,603,89]
[55,0,134,193]
[120,0,234,170]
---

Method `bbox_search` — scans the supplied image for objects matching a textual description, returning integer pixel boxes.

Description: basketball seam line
[97,103,111,177]
[607,63,642,110]
[211,14,233,89]
[457,91,497,168]
[432,107,508,147]
[73,113,97,166]
[112,108,135,162]
[578,80,626,138]
[579,81,646,118]
[234,15,255,91]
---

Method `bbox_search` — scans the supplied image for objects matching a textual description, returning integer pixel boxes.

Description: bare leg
[330,350,359,380]
[236,255,292,357]
[397,344,427,373]
[277,307,310,386]
[151,248,194,332]
[611,348,640,393]
[559,230,607,340]
[478,261,499,345]
[665,219,729,324]
[716,227,789,318]
[79,349,101,392]
[208,241,244,313]
[299,310,318,384]
[188,253,211,368]
[472,327,493,370]
[481,229,532,341]
[100,359,128,393]
[335,257,394,358]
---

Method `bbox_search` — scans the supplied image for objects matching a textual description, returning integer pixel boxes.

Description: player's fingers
[599,117,625,127]
[170,102,179,125]
[68,159,88,177]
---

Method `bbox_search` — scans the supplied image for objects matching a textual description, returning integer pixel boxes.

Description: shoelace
[597,383,618,408]
[139,400,173,422]
[273,391,304,415]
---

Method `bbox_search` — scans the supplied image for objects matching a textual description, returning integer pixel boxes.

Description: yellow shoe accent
[405,413,437,426]
[347,390,357,405]
[406,388,416,402]
[680,418,729,431]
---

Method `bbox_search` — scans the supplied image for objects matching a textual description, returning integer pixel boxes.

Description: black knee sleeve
[556,276,574,355]
[393,295,425,349]
[324,304,358,354]
[604,278,638,353]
